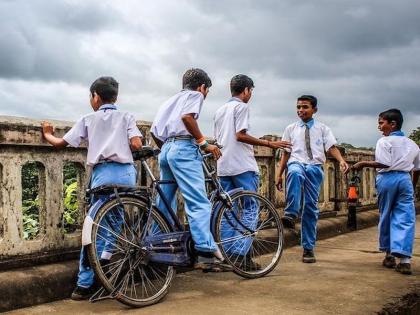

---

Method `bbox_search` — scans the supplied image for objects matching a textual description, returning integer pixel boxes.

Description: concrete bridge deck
[7,217,420,315]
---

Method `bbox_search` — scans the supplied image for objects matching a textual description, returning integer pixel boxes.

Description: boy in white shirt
[214,74,291,269]
[351,108,420,275]
[42,76,142,299]
[276,95,348,263]
[151,68,230,272]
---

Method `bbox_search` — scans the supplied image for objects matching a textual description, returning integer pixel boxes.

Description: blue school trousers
[376,171,415,258]
[77,162,137,288]
[156,138,217,253]
[219,171,260,256]
[284,162,324,250]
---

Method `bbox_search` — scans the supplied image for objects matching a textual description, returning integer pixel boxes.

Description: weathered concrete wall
[0,115,381,266]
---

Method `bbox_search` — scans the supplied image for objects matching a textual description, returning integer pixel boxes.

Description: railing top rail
[0,115,151,146]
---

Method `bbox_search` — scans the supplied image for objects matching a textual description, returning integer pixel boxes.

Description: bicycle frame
[139,151,235,233]
[139,151,255,247]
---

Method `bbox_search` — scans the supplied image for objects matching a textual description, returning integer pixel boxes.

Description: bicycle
[82,146,284,307]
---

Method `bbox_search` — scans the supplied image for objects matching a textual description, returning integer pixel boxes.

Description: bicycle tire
[214,190,284,279]
[87,196,175,307]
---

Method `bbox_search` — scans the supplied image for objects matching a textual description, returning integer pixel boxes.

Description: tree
[409,127,420,145]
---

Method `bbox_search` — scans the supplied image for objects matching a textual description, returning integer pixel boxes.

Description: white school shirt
[63,104,142,166]
[151,90,204,142]
[214,97,259,176]
[281,119,337,165]
[375,133,420,173]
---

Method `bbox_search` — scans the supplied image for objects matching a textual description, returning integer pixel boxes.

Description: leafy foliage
[22,198,40,240]
[63,181,78,232]
[21,162,81,238]
[409,127,420,145]
[63,163,80,233]
[21,162,41,240]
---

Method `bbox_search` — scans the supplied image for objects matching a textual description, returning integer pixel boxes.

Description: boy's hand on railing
[41,121,68,148]
[265,140,292,150]
[204,144,222,160]
[340,160,349,174]
[41,121,54,136]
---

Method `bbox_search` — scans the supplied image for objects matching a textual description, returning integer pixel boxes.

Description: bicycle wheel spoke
[93,221,140,249]
[95,230,127,253]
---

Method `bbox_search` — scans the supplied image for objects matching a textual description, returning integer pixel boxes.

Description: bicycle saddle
[132,146,160,161]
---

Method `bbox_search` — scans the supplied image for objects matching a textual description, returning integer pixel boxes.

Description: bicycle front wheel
[87,196,175,307]
[214,191,283,278]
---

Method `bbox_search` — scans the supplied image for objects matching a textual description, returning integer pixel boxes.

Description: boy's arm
[327,145,349,173]
[181,113,222,160]
[350,161,389,173]
[236,130,292,150]
[42,122,68,148]
[276,151,290,191]
[350,138,390,173]
[126,114,143,151]
[413,170,419,190]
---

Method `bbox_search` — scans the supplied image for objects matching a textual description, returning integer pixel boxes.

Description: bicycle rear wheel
[87,196,175,307]
[214,191,283,278]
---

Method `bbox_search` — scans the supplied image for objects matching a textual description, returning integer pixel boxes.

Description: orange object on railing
[348,186,358,200]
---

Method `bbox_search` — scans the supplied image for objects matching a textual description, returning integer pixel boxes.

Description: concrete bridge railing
[0,115,378,268]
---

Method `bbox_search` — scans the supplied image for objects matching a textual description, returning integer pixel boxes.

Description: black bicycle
[83,146,284,307]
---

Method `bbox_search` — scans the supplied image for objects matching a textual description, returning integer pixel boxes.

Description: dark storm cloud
[0,0,419,146]
[0,0,130,82]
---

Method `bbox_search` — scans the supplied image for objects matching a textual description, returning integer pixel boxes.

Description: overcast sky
[1,0,419,147]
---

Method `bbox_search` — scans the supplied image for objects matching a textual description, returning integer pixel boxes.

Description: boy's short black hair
[182,68,212,90]
[379,108,404,130]
[230,74,254,96]
[297,95,317,108]
[90,76,119,103]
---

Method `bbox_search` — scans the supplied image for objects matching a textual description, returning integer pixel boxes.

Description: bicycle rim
[87,197,175,307]
[214,191,284,278]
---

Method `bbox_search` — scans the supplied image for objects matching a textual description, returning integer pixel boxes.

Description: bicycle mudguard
[144,231,193,267]
[82,197,110,246]
[210,188,244,236]
[81,191,149,246]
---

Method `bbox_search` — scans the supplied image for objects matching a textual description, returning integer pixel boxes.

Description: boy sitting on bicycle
[41,76,143,300]
[151,68,230,271]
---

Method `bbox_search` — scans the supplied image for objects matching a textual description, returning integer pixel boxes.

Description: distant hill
[339,143,374,151]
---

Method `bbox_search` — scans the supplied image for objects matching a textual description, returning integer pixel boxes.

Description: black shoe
[71,286,96,300]
[194,252,233,272]
[382,255,396,269]
[302,249,316,263]
[395,263,412,275]
[281,215,296,229]
[229,254,262,271]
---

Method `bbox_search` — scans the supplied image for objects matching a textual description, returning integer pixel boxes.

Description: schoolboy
[213,74,292,268]
[42,76,142,299]
[276,95,348,263]
[151,68,230,271]
[350,109,420,275]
